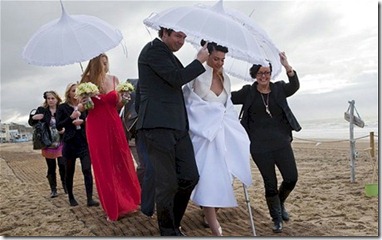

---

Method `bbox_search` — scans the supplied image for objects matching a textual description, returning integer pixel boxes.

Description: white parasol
[22,0,123,67]
[144,0,280,81]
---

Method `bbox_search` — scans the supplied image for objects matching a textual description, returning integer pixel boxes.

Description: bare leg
[203,207,222,236]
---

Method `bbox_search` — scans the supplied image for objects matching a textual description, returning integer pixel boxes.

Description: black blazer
[136,38,205,131]
[231,71,301,132]
[56,103,87,142]
[28,106,63,141]
[28,106,51,127]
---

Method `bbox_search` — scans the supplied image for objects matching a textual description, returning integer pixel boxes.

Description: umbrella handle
[79,62,83,73]
[243,184,256,236]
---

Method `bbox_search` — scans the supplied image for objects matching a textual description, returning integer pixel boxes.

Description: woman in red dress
[79,53,141,221]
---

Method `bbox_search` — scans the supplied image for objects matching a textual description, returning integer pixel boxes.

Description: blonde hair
[42,90,62,108]
[80,53,108,91]
[64,83,78,104]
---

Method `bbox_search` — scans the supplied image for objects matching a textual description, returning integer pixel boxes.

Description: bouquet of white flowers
[116,81,135,104]
[75,82,100,110]
[116,81,134,92]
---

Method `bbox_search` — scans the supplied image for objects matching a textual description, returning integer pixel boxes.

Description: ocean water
[293,116,378,141]
[231,105,378,141]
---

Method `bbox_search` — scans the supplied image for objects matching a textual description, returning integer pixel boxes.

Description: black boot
[69,197,79,206]
[266,196,283,233]
[279,184,292,221]
[47,174,58,198]
[67,184,78,206]
[87,198,99,207]
[85,179,99,207]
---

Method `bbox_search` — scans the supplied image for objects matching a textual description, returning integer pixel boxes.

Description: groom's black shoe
[175,227,186,236]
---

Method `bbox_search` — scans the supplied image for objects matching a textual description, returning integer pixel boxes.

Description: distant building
[0,121,33,143]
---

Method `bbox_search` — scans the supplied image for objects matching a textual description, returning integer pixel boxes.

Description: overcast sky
[0,0,379,126]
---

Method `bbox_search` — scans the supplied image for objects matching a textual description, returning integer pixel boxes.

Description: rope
[294,135,373,144]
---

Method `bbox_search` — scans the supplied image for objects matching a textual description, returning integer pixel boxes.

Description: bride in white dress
[183,41,252,236]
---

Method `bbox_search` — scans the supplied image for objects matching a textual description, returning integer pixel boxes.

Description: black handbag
[33,121,52,150]
[30,108,52,150]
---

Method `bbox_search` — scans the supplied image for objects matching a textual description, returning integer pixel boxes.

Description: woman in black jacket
[56,83,99,207]
[29,91,66,198]
[231,52,301,233]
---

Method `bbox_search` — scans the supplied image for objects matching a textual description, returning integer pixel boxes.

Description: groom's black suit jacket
[136,38,205,131]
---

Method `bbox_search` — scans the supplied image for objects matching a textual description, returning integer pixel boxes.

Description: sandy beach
[0,139,378,237]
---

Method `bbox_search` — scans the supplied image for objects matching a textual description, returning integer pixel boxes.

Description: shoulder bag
[30,109,52,150]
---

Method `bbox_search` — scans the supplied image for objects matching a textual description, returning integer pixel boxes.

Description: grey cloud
[0,0,378,126]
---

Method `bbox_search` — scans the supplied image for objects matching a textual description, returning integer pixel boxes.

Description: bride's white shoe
[203,216,209,227]
[218,226,223,236]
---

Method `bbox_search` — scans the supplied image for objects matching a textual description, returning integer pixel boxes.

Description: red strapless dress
[86,90,141,221]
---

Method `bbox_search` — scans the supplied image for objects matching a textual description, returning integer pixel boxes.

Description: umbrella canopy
[144,0,280,81]
[22,1,123,67]
[225,7,282,79]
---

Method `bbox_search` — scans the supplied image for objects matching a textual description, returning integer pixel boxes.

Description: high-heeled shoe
[207,219,223,236]
[218,226,223,236]
[203,216,209,228]
[106,216,116,222]
[211,225,223,236]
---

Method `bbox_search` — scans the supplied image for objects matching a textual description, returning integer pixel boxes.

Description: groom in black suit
[136,27,209,236]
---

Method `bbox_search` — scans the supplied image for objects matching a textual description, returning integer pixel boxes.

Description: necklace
[260,93,272,118]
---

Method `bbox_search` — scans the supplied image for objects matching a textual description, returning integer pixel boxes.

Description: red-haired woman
[79,53,140,221]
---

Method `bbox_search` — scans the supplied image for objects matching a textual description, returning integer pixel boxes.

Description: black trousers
[136,131,155,217]
[142,128,199,236]
[251,145,298,197]
[65,153,93,200]
[62,135,94,200]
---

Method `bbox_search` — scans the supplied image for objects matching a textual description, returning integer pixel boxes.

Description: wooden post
[345,100,365,183]
[348,100,356,183]
[370,131,375,158]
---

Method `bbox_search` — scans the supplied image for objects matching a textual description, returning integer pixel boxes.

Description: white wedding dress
[184,65,252,207]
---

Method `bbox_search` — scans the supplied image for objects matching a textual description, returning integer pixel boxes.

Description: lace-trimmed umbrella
[22,0,123,68]
[224,6,282,80]
[144,0,280,81]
